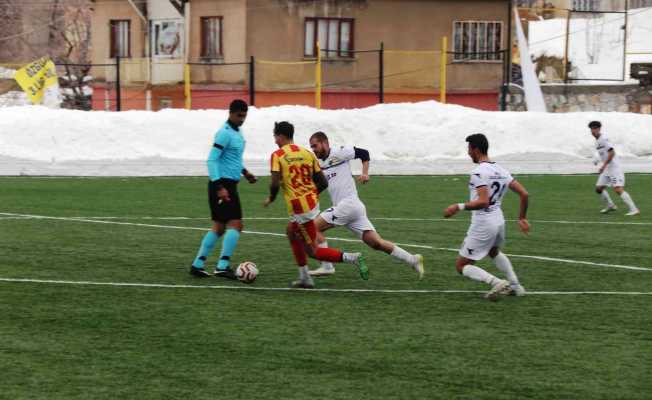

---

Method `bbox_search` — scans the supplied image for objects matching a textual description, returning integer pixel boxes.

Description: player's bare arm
[242,168,257,184]
[444,186,489,218]
[509,179,530,235]
[313,171,329,194]
[599,149,615,174]
[264,171,281,207]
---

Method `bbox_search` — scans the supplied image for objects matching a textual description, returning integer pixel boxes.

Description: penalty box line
[1,211,651,273]
[1,278,651,296]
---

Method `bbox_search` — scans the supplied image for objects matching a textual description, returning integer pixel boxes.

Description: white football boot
[600,205,617,214]
[484,280,510,301]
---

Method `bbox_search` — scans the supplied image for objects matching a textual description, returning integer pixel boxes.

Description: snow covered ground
[529,7,652,82]
[1,101,651,176]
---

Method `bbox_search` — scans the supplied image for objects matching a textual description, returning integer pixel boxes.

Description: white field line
[1,212,651,273]
[1,277,651,296]
[5,215,652,226]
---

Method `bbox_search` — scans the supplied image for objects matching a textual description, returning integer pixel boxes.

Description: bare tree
[0,0,93,108]
[50,0,94,109]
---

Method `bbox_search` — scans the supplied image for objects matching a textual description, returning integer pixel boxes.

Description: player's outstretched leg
[190,229,220,278]
[310,237,336,276]
[456,256,508,301]
[489,248,525,296]
[596,187,616,214]
[299,220,369,280]
[362,231,424,278]
[614,187,640,216]
[311,246,368,281]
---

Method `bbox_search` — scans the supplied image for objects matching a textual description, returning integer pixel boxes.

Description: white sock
[298,265,312,280]
[599,191,614,207]
[390,245,417,266]
[462,265,501,286]
[493,252,519,286]
[318,241,335,270]
[342,252,359,263]
[619,191,638,212]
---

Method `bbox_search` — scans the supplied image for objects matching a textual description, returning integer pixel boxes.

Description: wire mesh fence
[1,39,511,111]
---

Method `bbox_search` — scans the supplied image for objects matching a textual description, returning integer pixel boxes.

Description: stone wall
[504,84,652,113]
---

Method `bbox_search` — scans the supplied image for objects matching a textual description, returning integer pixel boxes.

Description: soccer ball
[236,261,258,283]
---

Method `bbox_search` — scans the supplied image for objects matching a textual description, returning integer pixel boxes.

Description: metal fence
[1,38,511,111]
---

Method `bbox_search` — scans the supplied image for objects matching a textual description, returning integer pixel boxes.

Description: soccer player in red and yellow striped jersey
[264,122,368,288]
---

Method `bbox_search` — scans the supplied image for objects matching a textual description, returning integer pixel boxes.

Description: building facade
[90,0,512,111]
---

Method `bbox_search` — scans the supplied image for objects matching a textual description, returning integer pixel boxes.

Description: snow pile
[0,101,651,176]
[529,7,652,82]
[0,66,61,108]
[0,91,31,107]
[0,66,27,107]
[0,66,16,79]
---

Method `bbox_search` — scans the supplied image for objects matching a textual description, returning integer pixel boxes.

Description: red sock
[290,238,308,266]
[314,247,343,263]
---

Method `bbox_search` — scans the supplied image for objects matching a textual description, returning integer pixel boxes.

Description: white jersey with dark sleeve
[595,134,621,173]
[468,162,514,223]
[318,145,359,206]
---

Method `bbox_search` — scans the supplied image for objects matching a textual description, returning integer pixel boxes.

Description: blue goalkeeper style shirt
[207,121,245,182]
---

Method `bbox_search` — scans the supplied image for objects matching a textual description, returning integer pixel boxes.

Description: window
[572,0,598,11]
[453,21,503,62]
[201,16,222,59]
[110,20,130,58]
[151,19,183,58]
[304,17,354,58]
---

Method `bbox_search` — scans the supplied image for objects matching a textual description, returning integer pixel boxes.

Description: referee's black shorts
[208,179,242,223]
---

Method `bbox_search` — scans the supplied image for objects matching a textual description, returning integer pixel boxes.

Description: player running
[443,133,529,301]
[308,131,424,278]
[589,121,640,216]
[189,99,257,279]
[264,122,368,289]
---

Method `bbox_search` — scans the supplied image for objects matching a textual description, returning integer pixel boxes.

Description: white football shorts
[291,205,320,224]
[459,220,506,261]
[596,170,625,187]
[320,197,375,238]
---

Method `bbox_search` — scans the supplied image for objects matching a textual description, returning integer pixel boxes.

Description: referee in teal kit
[190,99,257,279]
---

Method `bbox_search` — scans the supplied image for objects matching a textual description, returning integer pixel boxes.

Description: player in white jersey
[589,121,639,216]
[444,134,530,301]
[307,131,424,278]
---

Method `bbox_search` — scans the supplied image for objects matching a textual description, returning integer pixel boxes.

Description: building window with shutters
[201,16,223,59]
[110,20,130,58]
[453,21,503,62]
[304,17,354,58]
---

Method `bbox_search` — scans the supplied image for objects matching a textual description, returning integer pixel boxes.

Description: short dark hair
[229,99,248,113]
[588,120,601,129]
[310,131,329,142]
[274,121,294,139]
[465,133,489,154]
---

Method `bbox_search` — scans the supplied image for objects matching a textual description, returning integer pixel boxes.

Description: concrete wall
[505,84,652,113]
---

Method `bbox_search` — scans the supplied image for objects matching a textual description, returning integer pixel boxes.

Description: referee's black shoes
[213,267,238,280]
[189,266,211,278]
